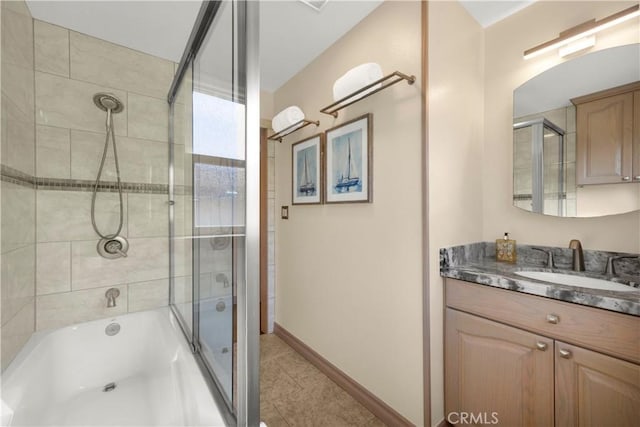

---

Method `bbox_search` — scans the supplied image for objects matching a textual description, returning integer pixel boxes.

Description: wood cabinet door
[555,341,640,427]
[445,309,554,426]
[576,92,633,185]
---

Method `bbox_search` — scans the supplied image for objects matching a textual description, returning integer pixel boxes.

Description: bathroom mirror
[513,43,640,217]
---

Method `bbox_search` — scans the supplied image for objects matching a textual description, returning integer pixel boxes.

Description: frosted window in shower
[193,92,245,161]
[194,160,245,228]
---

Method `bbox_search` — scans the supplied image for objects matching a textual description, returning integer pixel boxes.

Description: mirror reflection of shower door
[169,0,259,424]
[542,126,564,216]
[513,118,565,216]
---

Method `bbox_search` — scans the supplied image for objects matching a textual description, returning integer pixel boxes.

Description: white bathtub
[1,308,225,426]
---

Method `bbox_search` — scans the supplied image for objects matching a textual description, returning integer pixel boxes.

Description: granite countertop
[440,242,640,316]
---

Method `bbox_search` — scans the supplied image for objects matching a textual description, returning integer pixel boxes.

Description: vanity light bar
[523,4,640,60]
[558,35,596,58]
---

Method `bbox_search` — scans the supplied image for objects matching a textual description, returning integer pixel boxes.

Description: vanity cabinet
[445,309,554,426]
[445,278,640,426]
[555,341,640,426]
[572,81,640,185]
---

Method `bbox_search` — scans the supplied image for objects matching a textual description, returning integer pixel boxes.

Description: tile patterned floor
[260,334,386,427]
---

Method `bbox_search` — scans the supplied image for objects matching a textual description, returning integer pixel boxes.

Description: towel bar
[320,71,415,118]
[268,119,320,143]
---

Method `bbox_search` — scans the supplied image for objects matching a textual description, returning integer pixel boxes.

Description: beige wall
[32,20,174,330]
[428,1,485,424]
[1,0,36,371]
[274,1,423,424]
[483,0,640,253]
[261,90,274,124]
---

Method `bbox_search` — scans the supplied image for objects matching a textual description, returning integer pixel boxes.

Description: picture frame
[324,113,373,203]
[292,134,323,205]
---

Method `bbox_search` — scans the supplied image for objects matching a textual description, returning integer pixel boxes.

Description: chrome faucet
[532,247,554,268]
[605,255,639,276]
[568,239,585,271]
[105,288,120,308]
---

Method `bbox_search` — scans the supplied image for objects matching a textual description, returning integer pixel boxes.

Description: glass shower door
[191,98,245,402]
[192,0,246,407]
[168,0,259,424]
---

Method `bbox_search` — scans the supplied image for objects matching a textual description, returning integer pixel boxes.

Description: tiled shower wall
[33,20,174,330]
[1,0,36,371]
[267,139,275,332]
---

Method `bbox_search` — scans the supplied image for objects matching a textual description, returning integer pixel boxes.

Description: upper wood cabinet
[572,81,640,185]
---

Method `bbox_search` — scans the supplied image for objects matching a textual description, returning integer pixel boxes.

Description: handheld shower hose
[91,93,127,258]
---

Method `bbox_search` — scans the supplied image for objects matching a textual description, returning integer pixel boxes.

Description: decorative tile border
[0,165,36,188]
[1,164,179,194]
[35,177,169,194]
[513,192,567,201]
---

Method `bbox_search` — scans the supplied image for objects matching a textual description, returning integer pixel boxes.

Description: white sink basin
[514,271,636,292]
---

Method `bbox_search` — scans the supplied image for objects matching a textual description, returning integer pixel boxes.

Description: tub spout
[215,273,230,288]
[105,288,120,308]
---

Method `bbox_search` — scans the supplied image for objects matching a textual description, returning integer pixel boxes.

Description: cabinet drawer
[445,279,640,364]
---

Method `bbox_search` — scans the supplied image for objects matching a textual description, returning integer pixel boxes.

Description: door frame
[260,127,268,333]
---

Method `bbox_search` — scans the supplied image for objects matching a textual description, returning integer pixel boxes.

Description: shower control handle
[115,248,128,258]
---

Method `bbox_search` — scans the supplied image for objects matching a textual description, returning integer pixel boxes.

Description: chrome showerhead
[93,93,124,113]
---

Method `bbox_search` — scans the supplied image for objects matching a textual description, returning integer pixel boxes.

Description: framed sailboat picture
[325,113,372,203]
[292,134,323,205]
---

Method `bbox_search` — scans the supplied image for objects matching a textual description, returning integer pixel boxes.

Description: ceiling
[25,1,534,93]
[26,0,382,93]
[26,1,202,68]
[459,0,535,28]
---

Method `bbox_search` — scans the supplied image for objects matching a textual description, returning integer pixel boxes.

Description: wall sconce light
[524,4,640,60]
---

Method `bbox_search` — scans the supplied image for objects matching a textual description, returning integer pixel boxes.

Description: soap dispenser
[496,232,517,263]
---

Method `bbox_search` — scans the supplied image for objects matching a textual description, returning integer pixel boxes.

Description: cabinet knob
[559,349,572,359]
[536,342,548,351]
[546,314,560,324]
[622,176,631,181]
